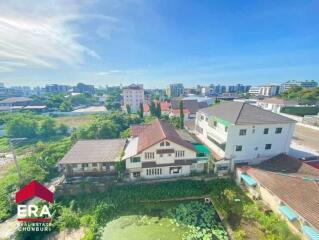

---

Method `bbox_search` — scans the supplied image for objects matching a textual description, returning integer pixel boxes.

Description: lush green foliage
[179,100,184,129]
[73,112,142,139]
[280,86,319,105]
[105,87,121,111]
[167,201,227,240]
[281,106,319,116]
[0,138,71,222]
[210,181,300,240]
[2,112,68,139]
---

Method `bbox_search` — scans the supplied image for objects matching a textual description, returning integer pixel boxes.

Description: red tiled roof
[136,119,196,153]
[131,124,150,137]
[172,109,190,114]
[144,101,171,112]
[240,154,319,230]
[306,161,319,170]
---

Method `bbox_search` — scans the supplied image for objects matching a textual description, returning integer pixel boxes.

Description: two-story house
[123,119,207,179]
[195,101,296,173]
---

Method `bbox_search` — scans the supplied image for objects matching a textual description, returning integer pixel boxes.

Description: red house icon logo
[16,180,54,204]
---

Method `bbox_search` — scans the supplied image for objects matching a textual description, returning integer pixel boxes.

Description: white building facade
[123,84,144,113]
[123,119,208,180]
[195,102,296,173]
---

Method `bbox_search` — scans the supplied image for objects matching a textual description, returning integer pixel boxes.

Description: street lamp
[8,138,27,186]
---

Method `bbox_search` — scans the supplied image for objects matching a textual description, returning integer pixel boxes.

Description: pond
[102,201,228,240]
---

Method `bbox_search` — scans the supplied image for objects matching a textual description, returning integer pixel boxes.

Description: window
[265,144,272,150]
[275,127,282,134]
[225,126,228,132]
[235,145,243,152]
[213,121,217,127]
[264,128,269,134]
[200,115,204,120]
[165,141,170,146]
[130,157,141,163]
[145,152,154,159]
[160,142,165,146]
[146,168,162,175]
[132,172,140,178]
[82,163,88,168]
[102,163,107,167]
[170,167,182,174]
[239,129,247,136]
[92,163,97,167]
[217,165,228,171]
[72,164,77,168]
[175,150,185,157]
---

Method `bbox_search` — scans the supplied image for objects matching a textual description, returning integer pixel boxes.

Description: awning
[241,173,257,186]
[303,225,319,240]
[279,205,298,221]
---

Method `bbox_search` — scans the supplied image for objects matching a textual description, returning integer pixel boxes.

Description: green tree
[179,101,184,129]
[156,102,161,118]
[138,102,144,119]
[5,116,37,138]
[38,118,56,138]
[126,104,131,114]
[59,101,72,112]
[150,101,156,116]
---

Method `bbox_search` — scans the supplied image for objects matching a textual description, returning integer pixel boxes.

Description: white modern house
[123,84,144,113]
[123,119,209,179]
[195,101,296,173]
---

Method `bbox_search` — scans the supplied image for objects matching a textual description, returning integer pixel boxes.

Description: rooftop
[240,154,319,231]
[134,119,196,153]
[59,139,126,164]
[0,97,32,104]
[199,101,296,125]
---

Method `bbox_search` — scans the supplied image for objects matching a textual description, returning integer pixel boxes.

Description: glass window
[130,157,141,163]
[165,141,170,146]
[275,127,282,134]
[133,172,140,178]
[264,128,269,134]
[235,145,243,151]
[265,144,272,150]
[82,163,88,168]
[160,142,165,146]
[92,163,97,167]
[239,129,246,136]
[225,126,228,132]
[213,121,217,127]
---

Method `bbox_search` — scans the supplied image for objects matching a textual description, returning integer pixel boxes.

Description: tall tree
[156,102,161,118]
[150,101,156,116]
[126,104,131,114]
[138,102,144,119]
[179,100,184,129]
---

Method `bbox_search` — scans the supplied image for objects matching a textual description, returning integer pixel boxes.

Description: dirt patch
[293,125,319,151]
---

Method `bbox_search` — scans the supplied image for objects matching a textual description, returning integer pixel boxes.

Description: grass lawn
[55,114,96,128]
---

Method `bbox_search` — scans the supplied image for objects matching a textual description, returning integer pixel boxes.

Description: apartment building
[236,154,319,240]
[195,101,296,173]
[123,84,144,113]
[123,119,208,179]
[166,83,184,98]
[249,85,279,97]
[280,80,318,93]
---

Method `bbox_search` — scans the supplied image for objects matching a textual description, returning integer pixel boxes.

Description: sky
[0,0,319,88]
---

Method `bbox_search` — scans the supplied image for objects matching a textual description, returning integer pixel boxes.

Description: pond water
[102,215,190,240]
[102,201,228,240]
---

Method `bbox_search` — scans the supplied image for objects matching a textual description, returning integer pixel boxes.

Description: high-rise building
[123,84,144,113]
[280,80,318,92]
[166,83,184,98]
[249,85,279,97]
[45,84,71,94]
[73,83,95,94]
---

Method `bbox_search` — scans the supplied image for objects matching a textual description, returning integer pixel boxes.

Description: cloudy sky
[0,0,319,88]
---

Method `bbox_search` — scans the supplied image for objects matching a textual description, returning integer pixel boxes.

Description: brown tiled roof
[137,119,196,153]
[244,154,319,230]
[171,99,199,114]
[199,101,296,125]
[260,97,297,105]
[131,124,150,137]
[59,139,126,164]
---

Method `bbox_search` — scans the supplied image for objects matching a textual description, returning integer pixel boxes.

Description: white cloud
[0,1,115,72]
[97,70,121,75]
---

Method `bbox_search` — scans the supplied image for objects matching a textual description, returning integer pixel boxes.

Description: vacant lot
[293,125,319,151]
[55,114,96,128]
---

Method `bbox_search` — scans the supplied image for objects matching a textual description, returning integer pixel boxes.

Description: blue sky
[0,0,319,88]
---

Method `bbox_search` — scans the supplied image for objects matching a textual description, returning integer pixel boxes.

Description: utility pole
[9,138,25,187]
